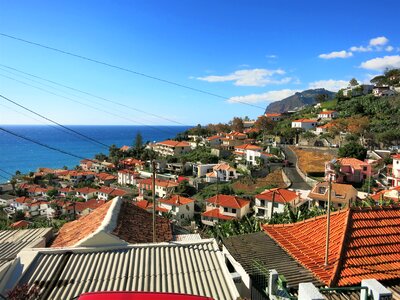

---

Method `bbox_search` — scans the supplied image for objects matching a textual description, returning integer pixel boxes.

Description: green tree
[230,117,244,132]
[349,78,359,86]
[338,142,367,160]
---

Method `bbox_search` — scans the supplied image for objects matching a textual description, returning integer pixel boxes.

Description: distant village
[0,69,400,299]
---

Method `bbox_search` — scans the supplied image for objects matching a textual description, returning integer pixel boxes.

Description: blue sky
[1,0,400,126]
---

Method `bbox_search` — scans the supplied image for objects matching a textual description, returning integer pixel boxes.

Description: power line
[0,168,14,176]
[0,63,189,126]
[0,73,184,136]
[0,33,266,110]
[0,94,110,149]
[0,126,89,161]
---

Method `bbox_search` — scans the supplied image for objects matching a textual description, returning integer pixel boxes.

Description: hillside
[265,88,335,113]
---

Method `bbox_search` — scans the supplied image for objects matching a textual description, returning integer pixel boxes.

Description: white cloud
[386,45,394,52]
[228,89,300,104]
[350,45,372,52]
[197,68,290,86]
[319,50,353,59]
[266,54,278,58]
[308,79,348,92]
[369,36,389,46]
[360,55,400,71]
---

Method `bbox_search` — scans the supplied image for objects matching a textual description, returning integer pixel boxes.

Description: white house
[158,195,195,225]
[75,187,99,201]
[98,187,127,201]
[137,178,179,198]
[192,163,217,178]
[244,150,275,166]
[118,169,140,186]
[254,188,300,219]
[264,113,283,121]
[318,110,338,119]
[152,140,191,156]
[205,163,238,183]
[373,86,396,97]
[201,194,251,226]
[291,119,318,130]
[388,154,400,187]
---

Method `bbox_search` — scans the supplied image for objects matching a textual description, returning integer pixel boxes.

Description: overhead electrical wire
[0,32,266,110]
[0,94,110,149]
[0,126,91,161]
[0,63,189,126]
[0,168,14,176]
[0,73,178,135]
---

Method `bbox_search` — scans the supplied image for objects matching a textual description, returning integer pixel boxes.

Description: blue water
[0,125,190,183]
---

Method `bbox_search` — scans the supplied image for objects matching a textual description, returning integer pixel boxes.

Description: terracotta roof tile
[263,207,400,286]
[337,158,368,170]
[157,140,190,147]
[206,194,250,209]
[202,208,236,220]
[255,188,298,204]
[51,200,113,247]
[159,194,194,206]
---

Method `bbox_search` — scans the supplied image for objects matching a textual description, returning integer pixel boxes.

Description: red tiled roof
[138,178,179,188]
[135,200,168,212]
[120,145,131,152]
[95,172,117,181]
[392,154,400,159]
[263,207,400,286]
[159,194,194,206]
[319,110,337,114]
[337,158,368,170]
[98,186,127,197]
[213,163,236,172]
[206,194,250,209]
[75,187,98,194]
[157,140,190,147]
[265,113,282,117]
[10,220,31,229]
[74,199,106,212]
[206,135,222,141]
[15,197,32,204]
[202,208,236,220]
[235,144,262,151]
[52,200,113,247]
[292,119,318,123]
[255,188,298,204]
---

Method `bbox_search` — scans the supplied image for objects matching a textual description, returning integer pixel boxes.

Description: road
[281,145,311,190]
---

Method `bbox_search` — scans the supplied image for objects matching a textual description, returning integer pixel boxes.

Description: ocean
[0,125,190,183]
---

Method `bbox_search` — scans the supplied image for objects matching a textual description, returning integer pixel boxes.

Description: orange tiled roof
[265,113,282,117]
[10,220,31,229]
[206,194,250,209]
[319,110,337,114]
[235,144,262,151]
[159,194,194,206]
[337,158,368,170]
[293,119,318,123]
[52,200,113,247]
[138,178,179,188]
[75,187,98,194]
[206,135,222,141]
[95,172,116,181]
[392,154,400,159]
[213,163,236,172]
[255,188,298,204]
[263,207,400,286]
[157,140,190,147]
[135,200,168,212]
[202,208,236,220]
[74,199,106,212]
[98,186,127,196]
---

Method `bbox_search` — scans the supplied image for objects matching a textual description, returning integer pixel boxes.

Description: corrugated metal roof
[0,228,53,268]
[173,234,202,242]
[16,239,238,300]
[223,232,322,289]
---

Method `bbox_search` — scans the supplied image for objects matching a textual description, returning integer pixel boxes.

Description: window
[363,166,368,171]
[180,214,185,219]
[232,208,236,213]
[273,203,279,208]
[318,187,327,194]
[224,207,228,212]
[260,200,265,206]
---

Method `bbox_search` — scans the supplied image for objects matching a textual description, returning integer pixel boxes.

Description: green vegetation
[338,142,367,160]
[181,146,218,164]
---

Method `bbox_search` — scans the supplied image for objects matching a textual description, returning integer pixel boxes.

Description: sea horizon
[0,124,191,183]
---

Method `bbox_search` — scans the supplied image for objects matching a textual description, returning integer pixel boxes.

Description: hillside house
[94,172,116,186]
[119,158,145,170]
[291,119,318,130]
[192,163,217,178]
[318,110,338,119]
[387,154,400,187]
[205,163,237,183]
[206,134,224,147]
[152,140,191,156]
[201,194,250,226]
[158,194,195,225]
[308,182,357,209]
[98,187,127,200]
[373,86,396,97]
[137,178,179,198]
[117,169,140,186]
[343,84,374,97]
[220,131,247,150]
[254,188,302,219]
[264,113,283,121]
[75,187,99,201]
[325,158,372,183]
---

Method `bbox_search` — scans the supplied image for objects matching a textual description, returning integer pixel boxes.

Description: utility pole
[325,175,332,266]
[152,160,156,243]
